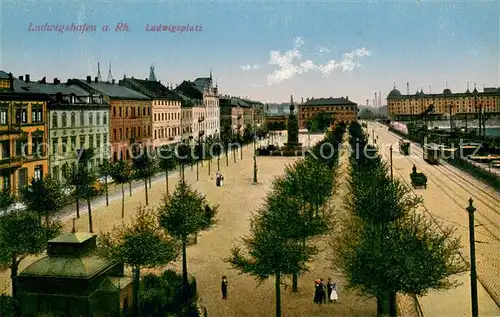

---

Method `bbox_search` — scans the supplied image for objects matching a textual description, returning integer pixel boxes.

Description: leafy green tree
[306,112,334,132]
[99,204,179,317]
[98,158,113,206]
[19,175,67,227]
[204,136,214,175]
[109,160,132,218]
[273,158,334,292]
[0,212,61,317]
[157,146,177,195]
[221,124,232,167]
[76,165,100,233]
[175,143,192,181]
[211,136,223,171]
[158,180,218,300]
[0,189,16,215]
[132,147,157,206]
[227,192,315,317]
[243,124,253,144]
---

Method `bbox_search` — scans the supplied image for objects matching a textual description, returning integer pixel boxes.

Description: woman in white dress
[330,283,338,303]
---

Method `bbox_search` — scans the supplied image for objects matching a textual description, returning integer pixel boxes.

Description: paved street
[368,122,500,317]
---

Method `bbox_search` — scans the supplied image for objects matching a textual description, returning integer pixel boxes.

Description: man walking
[221,276,228,299]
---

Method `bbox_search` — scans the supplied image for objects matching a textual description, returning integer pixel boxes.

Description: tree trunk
[121,183,125,218]
[196,161,199,181]
[104,178,109,206]
[275,271,282,317]
[240,146,243,159]
[191,162,193,171]
[11,255,20,317]
[182,164,185,181]
[149,176,152,189]
[144,178,149,206]
[45,212,50,230]
[87,199,93,233]
[208,158,211,175]
[233,148,236,163]
[217,156,220,170]
[225,150,228,166]
[182,238,189,302]
[389,291,397,317]
[377,293,390,316]
[76,197,80,219]
[165,171,169,195]
[132,266,141,317]
[129,182,132,196]
[292,272,298,293]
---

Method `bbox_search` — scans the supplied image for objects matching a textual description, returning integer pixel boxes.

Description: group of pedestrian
[216,171,225,187]
[314,278,338,304]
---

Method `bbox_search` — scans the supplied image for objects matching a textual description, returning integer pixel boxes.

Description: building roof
[193,77,212,92]
[301,97,357,106]
[20,254,116,279]
[49,232,95,244]
[122,78,182,100]
[0,70,10,79]
[71,79,150,100]
[101,276,133,291]
[12,80,90,95]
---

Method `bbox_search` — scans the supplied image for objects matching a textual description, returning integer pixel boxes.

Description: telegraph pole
[466,198,479,317]
[389,145,393,181]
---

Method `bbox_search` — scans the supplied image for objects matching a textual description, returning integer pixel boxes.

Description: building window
[89,113,93,125]
[138,127,141,137]
[96,112,101,125]
[0,108,7,124]
[103,113,107,124]
[148,126,150,137]
[71,136,77,149]
[103,134,107,145]
[80,112,85,126]
[79,135,86,148]
[154,130,157,139]
[137,107,140,117]
[21,108,27,123]
[52,113,58,128]
[96,134,101,148]
[52,166,59,181]
[125,107,128,117]
[62,112,67,128]
[113,106,116,117]
[89,134,94,148]
[119,107,122,117]
[143,107,146,116]
[119,128,122,139]
[71,112,76,127]
[52,138,58,155]
[34,165,43,180]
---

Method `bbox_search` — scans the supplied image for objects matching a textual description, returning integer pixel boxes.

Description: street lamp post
[466,198,479,317]
[389,145,393,181]
[253,105,258,184]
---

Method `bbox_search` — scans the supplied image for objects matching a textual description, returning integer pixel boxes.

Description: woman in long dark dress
[313,279,321,303]
[221,276,228,299]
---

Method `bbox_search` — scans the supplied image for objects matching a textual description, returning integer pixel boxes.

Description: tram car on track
[399,139,411,155]
[423,143,444,164]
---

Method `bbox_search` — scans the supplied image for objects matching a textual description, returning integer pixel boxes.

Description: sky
[0,0,498,104]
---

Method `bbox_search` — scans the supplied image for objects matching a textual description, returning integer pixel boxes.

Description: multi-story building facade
[0,72,49,194]
[219,96,243,135]
[387,86,500,121]
[298,97,358,129]
[120,75,182,149]
[43,82,110,178]
[70,77,152,162]
[176,73,220,140]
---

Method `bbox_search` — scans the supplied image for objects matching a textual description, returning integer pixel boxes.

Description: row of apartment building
[387,86,500,120]
[0,67,265,193]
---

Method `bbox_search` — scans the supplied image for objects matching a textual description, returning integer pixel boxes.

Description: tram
[423,143,443,164]
[399,139,410,155]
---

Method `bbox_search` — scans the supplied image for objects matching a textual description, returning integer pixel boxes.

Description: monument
[284,95,302,148]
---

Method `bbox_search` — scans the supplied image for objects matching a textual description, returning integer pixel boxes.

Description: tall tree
[99,204,179,317]
[212,136,223,171]
[109,160,132,218]
[157,146,177,195]
[227,194,315,317]
[175,143,192,181]
[98,158,113,206]
[204,136,213,175]
[158,180,217,300]
[77,165,101,233]
[19,175,67,227]
[0,212,61,317]
[132,147,156,206]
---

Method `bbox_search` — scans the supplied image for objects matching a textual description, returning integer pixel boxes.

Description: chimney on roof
[25,74,30,83]
[86,76,91,83]
[18,76,23,81]
[53,78,60,85]
[40,77,46,84]
[112,79,115,84]
[94,77,98,83]
[346,96,348,100]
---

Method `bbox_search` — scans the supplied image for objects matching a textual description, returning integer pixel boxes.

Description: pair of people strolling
[216,171,224,187]
[314,278,338,303]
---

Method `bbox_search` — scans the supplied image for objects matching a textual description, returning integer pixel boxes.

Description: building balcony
[198,116,205,123]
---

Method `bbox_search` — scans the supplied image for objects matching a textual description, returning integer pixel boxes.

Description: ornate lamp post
[253,104,258,184]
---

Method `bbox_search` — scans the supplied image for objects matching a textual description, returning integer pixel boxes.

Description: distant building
[387,86,500,121]
[298,97,358,129]
[120,70,182,149]
[69,76,152,162]
[0,71,50,194]
[18,231,132,317]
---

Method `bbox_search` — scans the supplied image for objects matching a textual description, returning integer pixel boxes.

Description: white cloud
[317,46,330,54]
[240,63,260,71]
[264,37,371,85]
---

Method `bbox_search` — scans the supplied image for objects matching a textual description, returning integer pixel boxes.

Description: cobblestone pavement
[369,122,500,317]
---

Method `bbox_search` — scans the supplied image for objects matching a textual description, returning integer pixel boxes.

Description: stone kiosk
[17,231,132,317]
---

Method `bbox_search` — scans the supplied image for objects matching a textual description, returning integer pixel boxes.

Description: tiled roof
[302,97,357,106]
[12,80,90,95]
[0,70,10,79]
[72,79,150,99]
[123,78,182,100]
[193,77,212,91]
[49,232,95,243]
